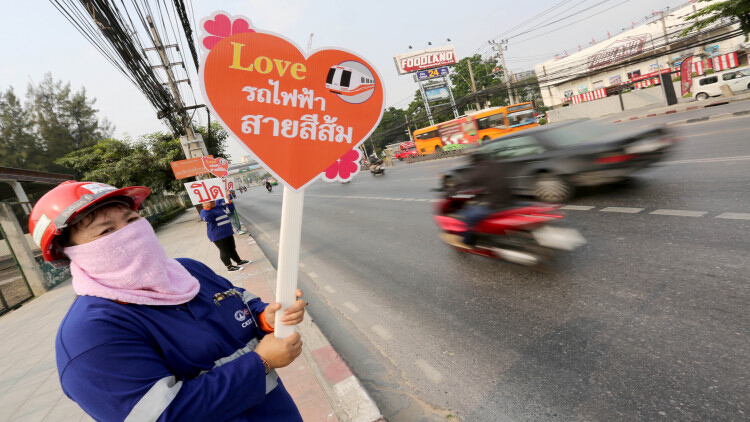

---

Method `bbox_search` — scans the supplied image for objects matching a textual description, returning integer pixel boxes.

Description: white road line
[403,198,415,201]
[650,209,707,217]
[560,205,595,211]
[415,359,443,384]
[715,212,750,220]
[600,207,644,214]
[343,301,359,313]
[299,263,306,269]
[415,199,430,202]
[371,325,393,341]
[663,155,750,165]
[324,285,336,294]
[308,272,318,279]
[391,198,403,201]
[429,199,441,203]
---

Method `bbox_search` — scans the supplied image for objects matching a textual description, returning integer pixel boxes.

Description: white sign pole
[274,186,305,338]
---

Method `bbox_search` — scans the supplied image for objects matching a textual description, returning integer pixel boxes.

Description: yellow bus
[412,102,538,154]
[472,102,538,142]
[413,125,441,154]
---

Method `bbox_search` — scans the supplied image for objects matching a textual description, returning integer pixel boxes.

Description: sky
[1,0,684,162]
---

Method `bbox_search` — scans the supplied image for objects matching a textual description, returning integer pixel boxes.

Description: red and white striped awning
[569,88,607,104]
[712,52,738,71]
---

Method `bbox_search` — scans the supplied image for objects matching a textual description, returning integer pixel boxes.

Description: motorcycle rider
[265,179,272,192]
[448,151,513,248]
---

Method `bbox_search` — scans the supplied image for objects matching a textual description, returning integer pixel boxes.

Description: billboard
[425,86,450,102]
[416,66,450,81]
[587,36,646,71]
[394,46,457,75]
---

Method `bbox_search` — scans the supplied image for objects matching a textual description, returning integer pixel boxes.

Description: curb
[242,235,385,422]
[665,110,750,126]
[611,95,750,123]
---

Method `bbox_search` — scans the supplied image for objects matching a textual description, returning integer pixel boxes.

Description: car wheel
[695,92,709,100]
[534,173,572,202]
[398,157,403,161]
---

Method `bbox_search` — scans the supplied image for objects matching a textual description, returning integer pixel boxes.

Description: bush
[538,118,548,125]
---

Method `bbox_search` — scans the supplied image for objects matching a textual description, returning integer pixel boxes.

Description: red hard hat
[29,181,150,265]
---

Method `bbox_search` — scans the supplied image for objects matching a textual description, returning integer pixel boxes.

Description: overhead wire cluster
[48,0,203,135]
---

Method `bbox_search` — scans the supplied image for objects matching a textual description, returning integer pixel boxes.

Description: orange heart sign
[202,156,229,178]
[199,12,384,191]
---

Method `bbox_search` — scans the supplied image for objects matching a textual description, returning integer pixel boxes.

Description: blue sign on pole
[416,67,450,81]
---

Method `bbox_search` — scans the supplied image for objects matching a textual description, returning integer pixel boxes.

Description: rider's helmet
[28,181,150,266]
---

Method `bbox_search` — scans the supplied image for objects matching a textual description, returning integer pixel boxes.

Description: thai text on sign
[184,179,226,204]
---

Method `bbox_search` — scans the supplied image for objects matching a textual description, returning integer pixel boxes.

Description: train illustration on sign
[325,65,375,96]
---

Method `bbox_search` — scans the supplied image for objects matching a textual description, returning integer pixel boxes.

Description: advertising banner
[394,46,457,75]
[425,86,450,102]
[438,117,478,146]
[184,178,226,204]
[201,156,229,178]
[199,12,384,191]
[680,57,694,96]
[170,156,213,179]
[416,66,450,81]
[587,36,646,71]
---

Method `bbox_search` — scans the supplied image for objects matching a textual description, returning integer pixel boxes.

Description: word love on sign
[202,156,229,178]
[184,179,226,205]
[199,12,384,190]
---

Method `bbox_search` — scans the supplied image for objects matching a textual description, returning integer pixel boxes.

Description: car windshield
[507,110,536,127]
[542,121,613,146]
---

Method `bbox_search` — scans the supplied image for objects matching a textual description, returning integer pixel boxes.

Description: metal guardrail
[406,146,474,164]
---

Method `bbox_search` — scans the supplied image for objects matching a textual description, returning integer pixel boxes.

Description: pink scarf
[64,218,200,306]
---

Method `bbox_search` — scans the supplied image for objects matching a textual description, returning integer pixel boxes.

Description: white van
[692,66,750,100]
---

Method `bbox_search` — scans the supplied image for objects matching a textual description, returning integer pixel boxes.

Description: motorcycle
[266,184,273,193]
[369,159,385,176]
[433,193,585,268]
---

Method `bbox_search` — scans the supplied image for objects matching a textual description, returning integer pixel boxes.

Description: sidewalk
[0,208,383,422]
[606,91,750,124]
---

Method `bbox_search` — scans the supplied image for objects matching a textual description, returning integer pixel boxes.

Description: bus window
[416,130,438,140]
[507,110,536,127]
[340,70,352,88]
[477,113,506,130]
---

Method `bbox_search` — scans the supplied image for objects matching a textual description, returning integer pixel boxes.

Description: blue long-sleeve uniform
[56,258,302,422]
[200,201,234,242]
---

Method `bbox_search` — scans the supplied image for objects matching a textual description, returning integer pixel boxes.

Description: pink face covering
[64,218,200,305]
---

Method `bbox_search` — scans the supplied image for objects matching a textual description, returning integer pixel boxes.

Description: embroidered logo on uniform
[234,310,246,321]
[213,288,242,306]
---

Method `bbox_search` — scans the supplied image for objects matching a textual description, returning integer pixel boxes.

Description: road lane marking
[650,209,707,217]
[663,155,750,165]
[324,285,336,293]
[371,325,393,341]
[299,262,306,269]
[600,207,644,213]
[415,199,430,202]
[561,205,595,211]
[343,301,359,313]
[715,212,750,220]
[308,272,318,279]
[415,359,443,384]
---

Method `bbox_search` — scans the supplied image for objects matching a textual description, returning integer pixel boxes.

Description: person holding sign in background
[29,181,308,421]
[201,199,251,271]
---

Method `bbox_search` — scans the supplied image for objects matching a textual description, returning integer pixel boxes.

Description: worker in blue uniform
[29,181,307,421]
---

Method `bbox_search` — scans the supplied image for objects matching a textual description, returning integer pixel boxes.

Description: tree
[55,139,154,189]
[370,107,410,149]
[682,0,750,40]
[0,88,44,170]
[449,55,502,100]
[26,73,113,173]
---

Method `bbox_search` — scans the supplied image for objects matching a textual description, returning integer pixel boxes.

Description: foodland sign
[587,36,646,71]
[394,46,457,75]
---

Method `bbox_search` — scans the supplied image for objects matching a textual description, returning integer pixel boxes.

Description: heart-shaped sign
[202,156,229,178]
[200,12,384,191]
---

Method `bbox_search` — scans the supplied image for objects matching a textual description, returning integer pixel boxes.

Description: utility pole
[147,15,206,160]
[467,60,482,111]
[491,39,517,104]
[405,114,414,141]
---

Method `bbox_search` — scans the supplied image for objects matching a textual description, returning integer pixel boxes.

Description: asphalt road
[232,115,750,422]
